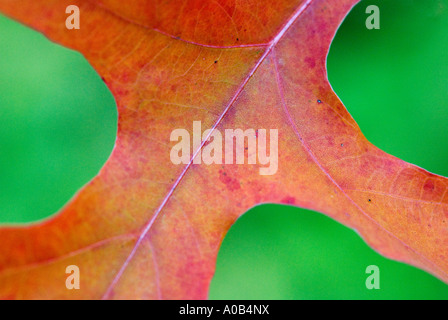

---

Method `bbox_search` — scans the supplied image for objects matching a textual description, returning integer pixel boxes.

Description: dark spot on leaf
[203,139,212,147]
[424,180,435,191]
[281,196,296,204]
[219,170,240,191]
[304,57,315,68]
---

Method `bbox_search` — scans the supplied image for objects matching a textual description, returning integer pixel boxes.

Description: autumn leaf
[0,0,447,299]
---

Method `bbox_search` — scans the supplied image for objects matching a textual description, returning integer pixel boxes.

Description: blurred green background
[0,0,447,299]
[0,14,117,223]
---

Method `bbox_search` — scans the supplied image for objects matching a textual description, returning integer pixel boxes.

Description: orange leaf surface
[0,0,447,299]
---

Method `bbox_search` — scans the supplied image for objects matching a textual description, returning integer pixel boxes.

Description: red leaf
[0,0,447,299]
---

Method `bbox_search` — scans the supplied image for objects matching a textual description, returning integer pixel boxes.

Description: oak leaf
[0,0,447,299]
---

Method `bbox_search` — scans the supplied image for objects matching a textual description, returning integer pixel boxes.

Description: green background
[0,0,447,299]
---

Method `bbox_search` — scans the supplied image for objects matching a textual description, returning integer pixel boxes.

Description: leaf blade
[0,0,447,299]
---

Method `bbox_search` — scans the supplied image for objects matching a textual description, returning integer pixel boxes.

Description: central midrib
[100,0,315,299]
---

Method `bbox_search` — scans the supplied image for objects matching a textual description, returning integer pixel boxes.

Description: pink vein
[87,0,269,49]
[0,233,137,278]
[152,27,269,49]
[101,0,314,299]
[271,48,448,280]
